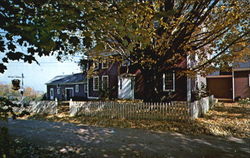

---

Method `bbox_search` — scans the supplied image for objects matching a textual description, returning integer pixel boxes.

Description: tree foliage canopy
[0,0,249,74]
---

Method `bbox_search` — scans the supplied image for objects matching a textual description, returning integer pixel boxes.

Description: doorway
[65,88,74,100]
[118,76,135,99]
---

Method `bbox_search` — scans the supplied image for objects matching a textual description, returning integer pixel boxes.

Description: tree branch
[192,31,250,71]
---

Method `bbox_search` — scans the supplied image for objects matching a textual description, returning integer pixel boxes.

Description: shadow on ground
[25,102,250,138]
[1,118,250,158]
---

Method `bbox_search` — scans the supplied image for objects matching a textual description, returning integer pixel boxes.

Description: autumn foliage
[0,0,249,74]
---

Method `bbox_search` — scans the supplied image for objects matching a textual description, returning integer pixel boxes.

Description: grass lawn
[27,102,250,138]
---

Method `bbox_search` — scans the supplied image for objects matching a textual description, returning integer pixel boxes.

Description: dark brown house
[85,57,205,102]
[207,61,250,101]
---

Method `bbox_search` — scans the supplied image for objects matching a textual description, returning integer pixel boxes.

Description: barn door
[207,77,233,99]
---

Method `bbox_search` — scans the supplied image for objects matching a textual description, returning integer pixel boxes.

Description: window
[50,88,54,100]
[163,72,175,91]
[102,61,109,69]
[75,84,79,93]
[93,76,99,91]
[50,88,54,96]
[84,84,88,93]
[102,75,109,90]
[57,87,60,94]
[94,62,99,70]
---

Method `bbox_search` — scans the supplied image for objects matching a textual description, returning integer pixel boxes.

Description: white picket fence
[69,96,216,121]
[14,100,58,114]
[69,101,190,121]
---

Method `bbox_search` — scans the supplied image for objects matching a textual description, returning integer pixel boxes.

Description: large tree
[82,0,250,74]
[0,0,249,74]
[0,0,87,72]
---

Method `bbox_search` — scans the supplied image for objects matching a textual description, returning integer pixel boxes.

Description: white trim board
[232,71,235,101]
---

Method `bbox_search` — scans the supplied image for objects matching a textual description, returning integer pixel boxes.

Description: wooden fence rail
[69,101,190,121]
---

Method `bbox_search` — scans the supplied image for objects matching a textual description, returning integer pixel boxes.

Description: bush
[238,98,250,107]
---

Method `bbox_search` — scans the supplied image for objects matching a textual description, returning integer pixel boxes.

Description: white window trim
[65,87,74,100]
[50,88,54,97]
[102,61,108,69]
[75,84,79,93]
[163,72,175,92]
[93,76,99,91]
[102,75,109,89]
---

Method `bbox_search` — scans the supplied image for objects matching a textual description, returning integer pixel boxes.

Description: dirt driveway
[2,119,250,158]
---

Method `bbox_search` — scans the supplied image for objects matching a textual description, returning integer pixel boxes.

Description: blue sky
[0,55,82,92]
[0,28,84,92]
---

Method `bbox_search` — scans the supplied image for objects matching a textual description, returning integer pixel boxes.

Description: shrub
[238,98,250,107]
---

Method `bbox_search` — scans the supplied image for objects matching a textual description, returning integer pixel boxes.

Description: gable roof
[46,73,86,85]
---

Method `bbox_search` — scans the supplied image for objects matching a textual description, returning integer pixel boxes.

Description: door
[65,88,74,100]
[50,88,54,100]
[118,76,134,99]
